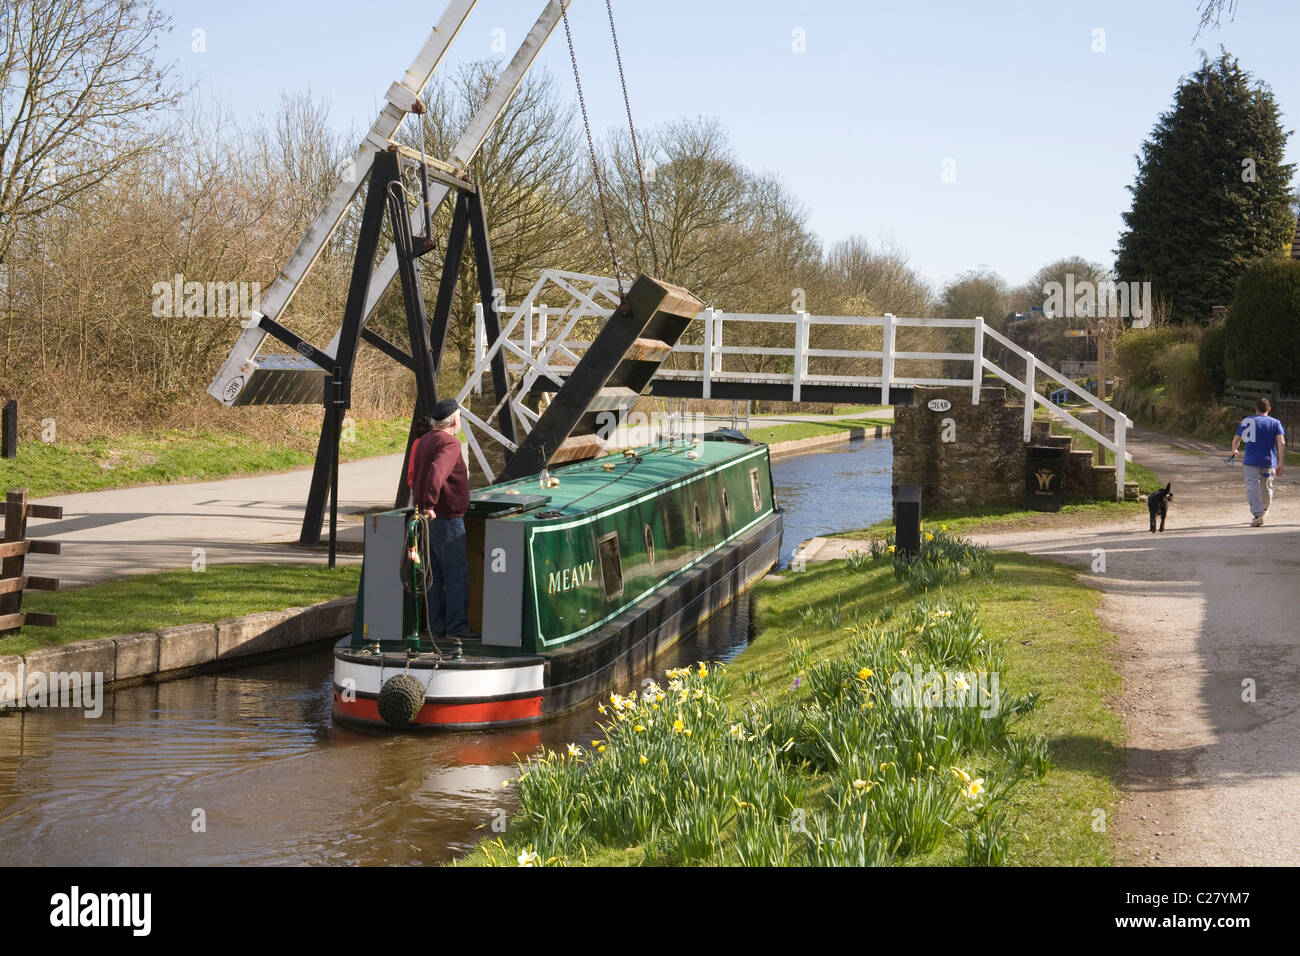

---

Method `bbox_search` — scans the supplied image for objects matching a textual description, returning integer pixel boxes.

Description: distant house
[1005,306,1046,323]
[1292,213,1300,259]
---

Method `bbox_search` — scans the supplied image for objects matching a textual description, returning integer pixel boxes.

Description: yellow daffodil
[597,745,606,753]
[887,544,896,553]
[858,666,873,680]
[633,724,646,733]
[940,524,948,531]
[697,663,709,678]
[925,532,934,541]
[638,754,648,765]
[951,767,972,784]
[672,718,685,734]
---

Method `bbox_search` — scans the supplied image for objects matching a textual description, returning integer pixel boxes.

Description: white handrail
[471,289,1137,500]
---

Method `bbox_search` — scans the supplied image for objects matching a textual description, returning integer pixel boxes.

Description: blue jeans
[425,517,469,636]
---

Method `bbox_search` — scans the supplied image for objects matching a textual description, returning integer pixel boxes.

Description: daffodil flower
[672,718,685,734]
[517,849,540,867]
[567,743,582,758]
[634,724,646,733]
[638,754,648,765]
[964,779,985,800]
[858,666,873,680]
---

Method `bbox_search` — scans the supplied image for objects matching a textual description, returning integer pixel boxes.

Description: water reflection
[0,438,891,865]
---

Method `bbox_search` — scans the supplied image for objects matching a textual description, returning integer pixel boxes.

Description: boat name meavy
[548,560,595,595]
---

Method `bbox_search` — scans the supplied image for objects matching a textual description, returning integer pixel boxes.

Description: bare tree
[0,0,183,266]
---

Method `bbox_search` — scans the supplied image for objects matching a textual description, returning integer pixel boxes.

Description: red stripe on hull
[333,692,544,728]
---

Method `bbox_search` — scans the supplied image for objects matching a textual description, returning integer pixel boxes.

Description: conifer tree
[1114,50,1295,322]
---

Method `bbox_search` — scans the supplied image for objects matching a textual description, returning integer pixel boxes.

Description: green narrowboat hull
[333,434,782,729]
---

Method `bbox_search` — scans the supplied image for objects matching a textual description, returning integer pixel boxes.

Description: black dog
[1148,483,1172,533]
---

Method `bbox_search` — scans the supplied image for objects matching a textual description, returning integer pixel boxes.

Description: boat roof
[469,437,765,521]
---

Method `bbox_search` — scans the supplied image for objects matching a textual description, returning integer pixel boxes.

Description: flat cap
[431,398,460,421]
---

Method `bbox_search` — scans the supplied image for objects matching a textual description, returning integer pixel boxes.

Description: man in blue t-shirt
[1230,397,1286,526]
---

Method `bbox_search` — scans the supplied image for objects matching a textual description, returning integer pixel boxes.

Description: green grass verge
[457,550,1121,867]
[754,416,893,445]
[1,563,359,654]
[829,502,1145,540]
[0,418,413,498]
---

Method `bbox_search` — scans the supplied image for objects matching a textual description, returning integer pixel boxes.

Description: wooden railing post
[792,309,808,403]
[1115,418,1127,500]
[881,313,896,405]
[1023,354,1036,442]
[971,316,985,405]
[702,307,715,399]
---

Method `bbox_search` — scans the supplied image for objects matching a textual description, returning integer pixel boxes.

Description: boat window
[749,468,762,510]
[693,503,703,537]
[644,524,655,566]
[597,532,624,600]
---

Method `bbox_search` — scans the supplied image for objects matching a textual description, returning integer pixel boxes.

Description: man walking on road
[409,397,477,639]
[1229,397,1286,526]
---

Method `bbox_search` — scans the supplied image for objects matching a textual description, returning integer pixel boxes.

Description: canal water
[0,437,892,866]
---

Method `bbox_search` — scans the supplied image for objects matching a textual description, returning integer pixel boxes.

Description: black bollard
[1,400,15,459]
[895,483,921,556]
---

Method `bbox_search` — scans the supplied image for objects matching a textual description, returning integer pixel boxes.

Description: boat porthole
[693,503,703,537]
[644,524,655,566]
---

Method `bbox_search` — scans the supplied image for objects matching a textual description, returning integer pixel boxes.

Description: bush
[1112,326,1184,388]
[1198,319,1229,397]
[1224,258,1300,392]
[1155,341,1211,407]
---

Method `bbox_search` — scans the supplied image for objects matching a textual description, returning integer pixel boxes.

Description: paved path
[806,427,1300,866]
[23,456,405,587]
[24,408,892,589]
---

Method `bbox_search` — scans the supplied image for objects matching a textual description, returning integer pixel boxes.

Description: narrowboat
[331,431,782,729]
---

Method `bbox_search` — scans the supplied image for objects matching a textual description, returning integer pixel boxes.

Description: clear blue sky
[158,0,1298,292]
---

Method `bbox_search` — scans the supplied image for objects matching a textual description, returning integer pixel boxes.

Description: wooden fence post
[1,400,15,459]
[0,488,63,637]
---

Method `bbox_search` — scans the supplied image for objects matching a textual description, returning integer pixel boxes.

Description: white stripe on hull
[334,658,545,699]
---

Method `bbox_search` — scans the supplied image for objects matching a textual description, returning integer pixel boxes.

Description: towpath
[21,455,401,587]
[803,427,1300,866]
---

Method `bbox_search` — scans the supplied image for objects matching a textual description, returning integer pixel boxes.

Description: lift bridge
[459,269,1134,500]
[202,0,1133,566]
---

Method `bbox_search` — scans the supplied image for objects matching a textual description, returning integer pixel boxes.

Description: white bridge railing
[464,271,1134,498]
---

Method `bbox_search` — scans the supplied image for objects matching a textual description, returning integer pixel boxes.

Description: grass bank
[1,563,359,654]
[458,541,1121,867]
[830,501,1148,541]
[752,415,892,445]
[0,418,412,498]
